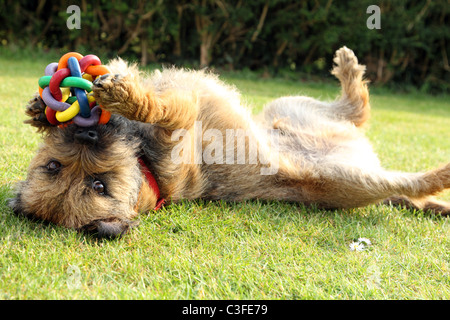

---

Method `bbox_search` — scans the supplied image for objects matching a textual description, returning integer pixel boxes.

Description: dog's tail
[331,47,371,127]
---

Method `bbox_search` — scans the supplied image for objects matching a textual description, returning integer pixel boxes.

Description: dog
[8,47,450,238]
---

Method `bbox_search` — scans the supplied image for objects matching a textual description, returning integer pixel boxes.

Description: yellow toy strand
[56,94,96,122]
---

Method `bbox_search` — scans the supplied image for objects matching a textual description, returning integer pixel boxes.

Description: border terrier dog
[9,47,450,238]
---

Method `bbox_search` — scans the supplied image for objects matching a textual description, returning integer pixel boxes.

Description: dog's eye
[46,160,61,172]
[92,180,105,195]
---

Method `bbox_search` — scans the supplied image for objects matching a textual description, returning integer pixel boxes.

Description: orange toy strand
[57,52,84,70]
[98,108,111,125]
[85,65,111,76]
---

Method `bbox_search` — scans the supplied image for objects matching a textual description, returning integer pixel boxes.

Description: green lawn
[0,52,449,300]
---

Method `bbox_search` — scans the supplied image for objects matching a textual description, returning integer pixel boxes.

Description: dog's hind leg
[331,163,450,209]
[330,46,371,127]
[262,46,370,130]
[383,196,450,216]
[279,162,450,212]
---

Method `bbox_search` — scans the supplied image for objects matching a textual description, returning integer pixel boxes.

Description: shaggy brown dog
[9,47,450,238]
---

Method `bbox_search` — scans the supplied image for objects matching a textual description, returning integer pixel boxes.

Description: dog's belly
[275,125,381,171]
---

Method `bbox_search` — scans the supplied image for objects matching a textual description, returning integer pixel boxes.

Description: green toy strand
[38,76,92,92]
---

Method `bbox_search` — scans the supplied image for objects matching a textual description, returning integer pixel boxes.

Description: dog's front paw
[25,94,46,120]
[92,73,131,116]
[24,94,53,130]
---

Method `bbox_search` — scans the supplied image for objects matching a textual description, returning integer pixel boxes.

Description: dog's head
[9,95,159,238]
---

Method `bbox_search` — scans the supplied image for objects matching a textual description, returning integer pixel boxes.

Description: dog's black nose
[74,128,98,145]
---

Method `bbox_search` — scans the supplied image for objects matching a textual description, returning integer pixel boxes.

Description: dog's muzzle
[74,127,98,145]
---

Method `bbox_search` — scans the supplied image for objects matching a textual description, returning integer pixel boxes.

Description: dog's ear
[24,93,56,133]
[79,217,139,239]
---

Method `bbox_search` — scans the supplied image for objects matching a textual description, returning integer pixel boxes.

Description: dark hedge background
[1,0,448,92]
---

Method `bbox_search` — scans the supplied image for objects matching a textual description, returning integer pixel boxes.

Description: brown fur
[9,47,450,238]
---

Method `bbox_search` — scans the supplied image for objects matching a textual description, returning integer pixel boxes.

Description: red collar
[138,157,165,210]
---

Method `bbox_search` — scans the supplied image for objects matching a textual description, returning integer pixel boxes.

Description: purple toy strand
[44,62,58,76]
[73,106,101,127]
[41,87,70,111]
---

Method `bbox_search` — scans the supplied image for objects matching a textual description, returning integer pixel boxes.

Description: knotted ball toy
[38,52,111,127]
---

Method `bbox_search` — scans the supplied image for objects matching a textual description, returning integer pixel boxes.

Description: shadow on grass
[1,182,447,245]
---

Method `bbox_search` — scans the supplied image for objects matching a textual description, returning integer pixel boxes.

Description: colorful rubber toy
[38,52,111,127]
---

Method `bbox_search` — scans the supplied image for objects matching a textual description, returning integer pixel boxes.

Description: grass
[0,51,449,300]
